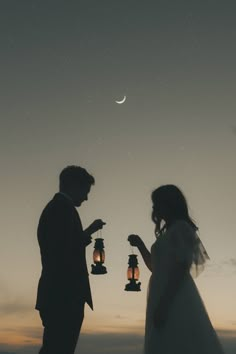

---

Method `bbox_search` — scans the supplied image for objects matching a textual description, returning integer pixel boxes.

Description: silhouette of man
[35,165,105,354]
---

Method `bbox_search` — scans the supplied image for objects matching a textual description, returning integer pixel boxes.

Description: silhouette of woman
[128,185,225,354]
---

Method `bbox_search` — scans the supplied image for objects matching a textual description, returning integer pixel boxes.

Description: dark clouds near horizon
[0,331,236,354]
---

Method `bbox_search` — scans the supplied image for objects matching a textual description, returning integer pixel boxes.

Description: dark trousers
[38,302,85,354]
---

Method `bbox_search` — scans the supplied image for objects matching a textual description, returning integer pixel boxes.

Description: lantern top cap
[127,254,139,266]
[94,238,105,249]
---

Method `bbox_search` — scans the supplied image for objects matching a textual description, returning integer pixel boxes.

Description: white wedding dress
[144,220,225,354]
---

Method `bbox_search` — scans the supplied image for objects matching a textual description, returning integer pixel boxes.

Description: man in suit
[36,165,105,354]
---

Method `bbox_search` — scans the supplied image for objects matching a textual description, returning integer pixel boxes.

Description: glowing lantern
[91,238,107,275]
[125,254,141,291]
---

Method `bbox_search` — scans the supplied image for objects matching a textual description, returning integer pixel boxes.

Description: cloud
[0,327,42,340]
[0,333,143,354]
[204,258,236,276]
[0,348,38,354]
[77,332,143,354]
[220,337,236,354]
[79,330,236,354]
[11,348,38,354]
[216,330,236,354]
[0,329,235,354]
[79,331,236,354]
[0,278,34,318]
[114,314,128,319]
[226,258,236,267]
[0,298,33,317]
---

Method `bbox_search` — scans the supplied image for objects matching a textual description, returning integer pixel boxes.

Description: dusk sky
[0,1,236,353]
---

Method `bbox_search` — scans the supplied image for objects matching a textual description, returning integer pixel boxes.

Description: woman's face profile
[152,203,161,221]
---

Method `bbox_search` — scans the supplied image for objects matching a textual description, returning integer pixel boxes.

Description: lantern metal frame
[125,254,141,291]
[91,238,107,275]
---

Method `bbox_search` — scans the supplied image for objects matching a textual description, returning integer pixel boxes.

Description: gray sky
[0,1,236,352]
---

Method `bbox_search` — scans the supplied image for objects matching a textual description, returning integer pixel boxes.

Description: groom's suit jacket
[35,193,93,311]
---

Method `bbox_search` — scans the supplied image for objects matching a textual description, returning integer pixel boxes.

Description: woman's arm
[128,235,152,271]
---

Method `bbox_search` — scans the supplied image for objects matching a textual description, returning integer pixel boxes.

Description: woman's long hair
[151,184,209,277]
[151,184,197,237]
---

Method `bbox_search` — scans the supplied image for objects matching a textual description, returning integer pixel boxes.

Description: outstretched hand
[127,234,143,248]
[88,219,106,235]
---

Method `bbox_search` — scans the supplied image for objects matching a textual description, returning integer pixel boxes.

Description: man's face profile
[71,183,91,207]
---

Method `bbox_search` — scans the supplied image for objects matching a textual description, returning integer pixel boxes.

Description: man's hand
[87,219,106,235]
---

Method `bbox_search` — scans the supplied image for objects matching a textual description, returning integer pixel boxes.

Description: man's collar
[58,192,74,204]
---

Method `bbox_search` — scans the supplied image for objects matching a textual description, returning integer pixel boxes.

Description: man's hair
[59,165,95,191]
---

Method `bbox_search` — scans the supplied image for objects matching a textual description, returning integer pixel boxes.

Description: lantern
[91,238,107,275]
[125,254,141,291]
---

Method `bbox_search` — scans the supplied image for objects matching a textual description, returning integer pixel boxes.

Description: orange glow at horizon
[0,332,41,347]
[0,322,235,348]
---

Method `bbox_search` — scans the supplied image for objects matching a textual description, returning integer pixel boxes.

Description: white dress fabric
[144,220,224,354]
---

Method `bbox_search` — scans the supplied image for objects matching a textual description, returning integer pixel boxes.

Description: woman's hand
[128,234,152,271]
[127,234,143,248]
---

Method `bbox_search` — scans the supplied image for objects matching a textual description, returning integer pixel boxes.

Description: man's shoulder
[38,195,77,236]
[40,194,74,218]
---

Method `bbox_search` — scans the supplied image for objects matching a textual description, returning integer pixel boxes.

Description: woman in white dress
[128,185,224,354]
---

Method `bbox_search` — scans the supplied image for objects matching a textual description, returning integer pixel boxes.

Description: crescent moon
[115,95,126,104]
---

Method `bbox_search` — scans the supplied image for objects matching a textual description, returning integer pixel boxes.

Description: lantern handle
[97,229,102,238]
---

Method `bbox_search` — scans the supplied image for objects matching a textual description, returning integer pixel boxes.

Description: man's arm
[83,228,93,245]
[83,219,106,245]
